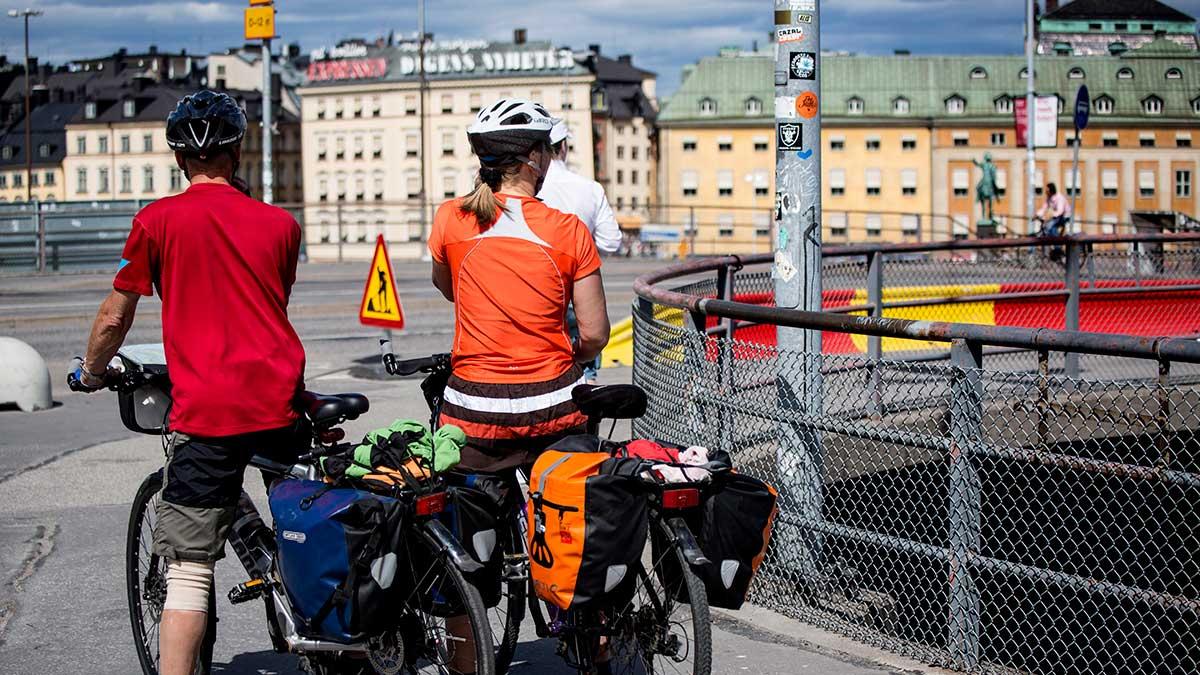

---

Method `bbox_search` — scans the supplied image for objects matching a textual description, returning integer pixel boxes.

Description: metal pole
[417,0,429,245]
[22,13,31,203]
[774,0,823,586]
[261,39,273,204]
[948,338,982,672]
[1025,0,1037,234]
[1069,125,1081,234]
[1064,240,1081,377]
[867,250,883,416]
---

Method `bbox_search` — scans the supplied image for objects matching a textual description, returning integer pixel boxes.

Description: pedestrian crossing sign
[359,235,405,329]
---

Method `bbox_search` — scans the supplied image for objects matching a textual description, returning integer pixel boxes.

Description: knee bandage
[164,560,215,613]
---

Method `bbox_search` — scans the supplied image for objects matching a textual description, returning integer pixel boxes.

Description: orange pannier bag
[527,436,648,611]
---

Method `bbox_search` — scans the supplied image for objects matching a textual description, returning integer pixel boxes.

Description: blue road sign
[1074,85,1090,131]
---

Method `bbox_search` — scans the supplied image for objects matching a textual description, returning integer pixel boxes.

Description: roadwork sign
[359,235,405,329]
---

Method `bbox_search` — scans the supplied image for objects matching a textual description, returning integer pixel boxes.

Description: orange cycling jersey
[428,193,601,384]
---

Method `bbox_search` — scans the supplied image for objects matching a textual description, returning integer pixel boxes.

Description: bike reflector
[415,491,447,516]
[662,488,701,510]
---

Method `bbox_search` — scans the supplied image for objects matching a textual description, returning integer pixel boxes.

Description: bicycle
[381,343,714,675]
[71,343,495,675]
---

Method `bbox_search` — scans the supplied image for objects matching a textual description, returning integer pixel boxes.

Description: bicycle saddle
[571,384,647,420]
[296,391,369,428]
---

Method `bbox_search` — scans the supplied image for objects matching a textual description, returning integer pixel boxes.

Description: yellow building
[0,103,74,203]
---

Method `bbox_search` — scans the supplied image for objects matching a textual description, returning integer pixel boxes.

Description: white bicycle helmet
[467,98,555,167]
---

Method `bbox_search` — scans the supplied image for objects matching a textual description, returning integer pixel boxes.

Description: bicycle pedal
[228,577,269,605]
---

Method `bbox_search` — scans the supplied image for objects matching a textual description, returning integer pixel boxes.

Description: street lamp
[8,8,42,203]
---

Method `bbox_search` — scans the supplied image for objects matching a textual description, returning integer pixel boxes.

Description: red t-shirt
[114,182,306,437]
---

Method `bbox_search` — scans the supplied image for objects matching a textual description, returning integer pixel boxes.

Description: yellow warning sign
[359,235,405,329]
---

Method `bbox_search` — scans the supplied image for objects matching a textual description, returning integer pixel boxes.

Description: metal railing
[631,233,1200,675]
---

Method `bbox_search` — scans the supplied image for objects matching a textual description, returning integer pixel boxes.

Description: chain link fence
[631,234,1200,675]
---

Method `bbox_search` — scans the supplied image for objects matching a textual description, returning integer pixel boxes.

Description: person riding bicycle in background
[537,118,620,384]
[1036,182,1072,237]
[70,90,306,675]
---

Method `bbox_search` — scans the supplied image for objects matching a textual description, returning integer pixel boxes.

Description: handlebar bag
[527,435,648,611]
[269,479,406,643]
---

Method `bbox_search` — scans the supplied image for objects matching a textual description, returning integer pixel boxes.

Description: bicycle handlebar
[379,340,451,377]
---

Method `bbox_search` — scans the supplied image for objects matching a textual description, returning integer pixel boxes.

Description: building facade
[656,41,1200,253]
[297,35,598,261]
[587,49,658,234]
[1038,0,1198,56]
[0,102,77,202]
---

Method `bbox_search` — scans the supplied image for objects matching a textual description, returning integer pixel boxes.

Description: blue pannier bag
[269,479,406,643]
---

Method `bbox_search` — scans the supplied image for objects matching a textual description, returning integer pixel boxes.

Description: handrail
[633,233,1200,365]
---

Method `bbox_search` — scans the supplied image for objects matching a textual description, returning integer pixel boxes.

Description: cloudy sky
[0,0,1198,95]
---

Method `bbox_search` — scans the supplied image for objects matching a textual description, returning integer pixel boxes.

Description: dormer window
[744,97,762,115]
[847,97,864,115]
[1019,67,1032,79]
[994,95,1013,114]
[1068,67,1085,80]
[1166,68,1183,80]
[1117,67,1134,80]
[1192,96,1200,115]
[85,102,97,119]
[892,97,909,114]
[1095,95,1114,115]
[699,97,716,116]
[969,66,987,79]
[37,143,49,158]
[122,99,135,118]
[1142,95,1163,115]
[945,95,966,115]
[1,146,11,159]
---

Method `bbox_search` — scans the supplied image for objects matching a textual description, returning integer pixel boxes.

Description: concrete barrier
[0,337,52,411]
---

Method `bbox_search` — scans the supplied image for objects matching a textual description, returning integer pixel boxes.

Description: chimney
[148,45,158,55]
[513,28,527,45]
[618,54,631,64]
[1045,0,1058,13]
[588,44,601,55]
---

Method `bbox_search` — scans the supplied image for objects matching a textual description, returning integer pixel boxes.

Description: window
[353,98,363,118]
[405,95,417,115]
[85,102,97,119]
[995,96,1013,114]
[442,172,456,199]
[953,132,969,147]
[1166,67,1183,80]
[717,136,732,152]
[334,98,344,119]
[953,168,969,197]
[317,137,327,160]
[98,136,108,153]
[29,173,37,187]
[753,212,771,239]
[946,96,966,115]
[373,171,385,201]
[468,93,481,113]
[893,97,909,114]
[829,212,847,237]
[560,89,573,110]
[592,89,607,111]
[682,138,697,152]
[865,168,881,196]
[952,216,969,240]
[141,165,153,193]
[372,96,382,117]
[441,94,453,114]
[699,98,717,116]
[744,97,762,115]
[76,135,86,155]
[866,137,881,151]
[631,170,639,185]
[405,171,420,199]
[335,173,346,200]
[969,66,987,79]
[1019,67,1031,79]
[902,136,917,151]
[631,147,640,160]
[0,146,11,160]
[1194,97,1200,115]
[991,132,1006,146]
[43,171,54,186]
[616,169,624,185]
[142,134,153,153]
[335,136,345,159]
[830,168,845,196]
[617,146,625,160]
[680,170,698,197]
[1143,96,1163,115]
[753,169,769,197]
[1064,168,1081,197]
[996,168,1007,197]
[1176,170,1192,198]
[12,172,20,188]
[354,136,365,160]
[865,214,882,237]
[1103,133,1119,147]
[1066,136,1080,147]
[1088,23,1101,30]
[122,100,135,118]
[847,97,864,115]
[1068,67,1085,80]
[317,174,329,201]
[97,167,109,193]
[1095,96,1114,115]
[354,172,366,201]
[1034,168,1045,196]
[37,143,49,158]
[441,128,455,157]
[1117,68,1134,80]
[901,169,918,196]
[1139,169,1156,198]
[753,136,769,152]
[406,131,419,158]
[901,215,919,236]
[1141,133,1156,148]
[76,168,87,193]
[1177,134,1192,148]
[717,214,734,238]
[316,98,326,119]
[830,135,845,151]
[372,135,383,159]
[1102,169,1119,198]
[169,166,182,192]
[717,170,733,197]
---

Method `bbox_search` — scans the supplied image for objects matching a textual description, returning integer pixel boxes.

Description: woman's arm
[571,271,610,362]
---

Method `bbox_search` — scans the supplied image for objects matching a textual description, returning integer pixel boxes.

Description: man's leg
[153,432,248,675]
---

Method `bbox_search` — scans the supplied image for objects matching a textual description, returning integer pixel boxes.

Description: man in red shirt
[72,90,305,675]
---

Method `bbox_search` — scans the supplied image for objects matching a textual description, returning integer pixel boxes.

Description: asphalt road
[0,258,917,675]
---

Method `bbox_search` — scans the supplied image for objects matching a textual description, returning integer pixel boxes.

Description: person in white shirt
[538,119,620,382]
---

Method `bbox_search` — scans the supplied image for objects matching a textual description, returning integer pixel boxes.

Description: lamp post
[8,8,42,203]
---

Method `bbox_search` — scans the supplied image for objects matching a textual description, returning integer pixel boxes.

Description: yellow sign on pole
[249,0,273,5]
[359,235,405,329]
[244,6,274,40]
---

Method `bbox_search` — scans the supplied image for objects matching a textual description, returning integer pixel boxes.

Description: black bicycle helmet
[165,90,247,158]
[467,98,554,167]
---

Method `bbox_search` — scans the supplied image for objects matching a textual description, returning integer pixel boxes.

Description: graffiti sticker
[776,26,805,43]
[775,96,797,119]
[777,122,803,153]
[790,52,816,80]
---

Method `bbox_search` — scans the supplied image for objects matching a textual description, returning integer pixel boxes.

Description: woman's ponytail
[459,165,514,226]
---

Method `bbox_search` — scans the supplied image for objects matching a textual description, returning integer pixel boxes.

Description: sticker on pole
[359,235,405,329]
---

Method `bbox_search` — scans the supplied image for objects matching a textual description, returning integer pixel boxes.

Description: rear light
[319,428,345,443]
[661,488,701,510]
[416,491,447,516]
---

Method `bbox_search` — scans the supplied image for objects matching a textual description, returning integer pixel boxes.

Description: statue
[973,152,998,226]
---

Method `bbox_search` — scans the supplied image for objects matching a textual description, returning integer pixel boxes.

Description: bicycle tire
[491,516,526,675]
[126,470,216,675]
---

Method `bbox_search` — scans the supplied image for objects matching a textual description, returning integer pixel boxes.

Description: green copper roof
[658,51,1200,125]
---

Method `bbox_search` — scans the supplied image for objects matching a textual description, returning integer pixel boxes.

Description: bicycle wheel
[490,516,526,675]
[126,470,216,675]
[397,529,496,675]
[604,516,712,675]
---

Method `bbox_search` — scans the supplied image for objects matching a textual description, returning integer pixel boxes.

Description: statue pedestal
[976,218,998,239]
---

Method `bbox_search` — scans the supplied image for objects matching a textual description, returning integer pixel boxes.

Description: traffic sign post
[245,0,275,203]
[1070,85,1090,233]
[359,235,405,330]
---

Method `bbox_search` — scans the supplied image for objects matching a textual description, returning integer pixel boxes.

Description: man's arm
[572,271,610,362]
[432,261,454,302]
[591,185,623,254]
[82,289,141,379]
